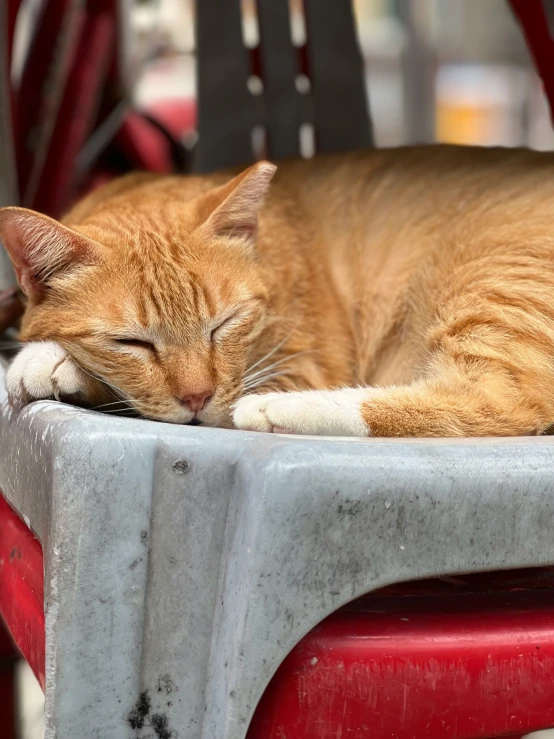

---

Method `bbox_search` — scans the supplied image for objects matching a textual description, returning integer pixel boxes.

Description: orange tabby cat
[1,145,554,436]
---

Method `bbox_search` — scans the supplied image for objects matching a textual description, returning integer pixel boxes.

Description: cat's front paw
[233,389,370,437]
[6,341,89,408]
[233,392,284,432]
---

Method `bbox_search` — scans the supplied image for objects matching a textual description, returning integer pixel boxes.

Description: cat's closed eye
[115,338,155,352]
[211,314,238,342]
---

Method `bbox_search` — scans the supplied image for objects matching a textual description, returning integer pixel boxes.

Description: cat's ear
[0,207,100,301]
[198,161,277,248]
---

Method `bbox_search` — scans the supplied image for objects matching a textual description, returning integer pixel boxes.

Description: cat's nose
[177,389,213,413]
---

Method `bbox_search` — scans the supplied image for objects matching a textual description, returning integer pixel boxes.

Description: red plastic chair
[0,496,43,739]
[248,575,554,739]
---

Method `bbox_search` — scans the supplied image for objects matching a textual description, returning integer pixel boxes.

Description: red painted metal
[115,99,196,175]
[15,0,85,206]
[31,7,115,217]
[0,496,45,689]
[7,0,21,60]
[509,0,554,124]
[72,99,196,206]
[249,587,554,739]
[7,0,22,135]
[115,111,180,174]
[147,99,197,142]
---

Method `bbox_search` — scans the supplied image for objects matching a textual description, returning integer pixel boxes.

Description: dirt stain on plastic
[128,691,151,729]
[151,712,173,739]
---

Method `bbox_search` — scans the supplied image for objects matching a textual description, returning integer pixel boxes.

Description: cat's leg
[6,341,107,408]
[234,388,371,436]
[233,375,546,437]
[234,347,554,438]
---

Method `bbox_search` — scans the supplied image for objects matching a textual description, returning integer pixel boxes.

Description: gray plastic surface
[2,359,554,738]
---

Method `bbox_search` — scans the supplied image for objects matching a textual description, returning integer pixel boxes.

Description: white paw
[6,341,88,408]
[233,389,370,437]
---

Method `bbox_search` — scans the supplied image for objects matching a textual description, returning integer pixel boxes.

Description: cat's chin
[131,408,197,425]
[195,414,234,430]
[139,411,233,428]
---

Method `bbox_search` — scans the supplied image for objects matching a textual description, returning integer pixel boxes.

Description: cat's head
[0,162,277,426]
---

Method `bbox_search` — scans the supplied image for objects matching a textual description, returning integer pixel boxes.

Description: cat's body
[3,144,554,436]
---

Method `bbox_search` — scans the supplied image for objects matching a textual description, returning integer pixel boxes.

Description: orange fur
[3,145,554,435]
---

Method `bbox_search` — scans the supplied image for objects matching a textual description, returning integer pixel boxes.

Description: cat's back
[64,144,554,238]
[282,145,554,215]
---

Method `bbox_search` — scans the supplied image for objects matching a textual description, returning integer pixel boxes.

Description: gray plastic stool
[2,360,554,738]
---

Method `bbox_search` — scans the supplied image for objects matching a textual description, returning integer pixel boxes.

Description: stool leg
[0,620,17,739]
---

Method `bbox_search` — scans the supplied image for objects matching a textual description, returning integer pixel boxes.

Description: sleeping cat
[2,145,554,437]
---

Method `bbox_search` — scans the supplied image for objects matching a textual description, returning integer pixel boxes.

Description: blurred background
[7,0,554,736]
[12,0,554,159]
[115,0,552,150]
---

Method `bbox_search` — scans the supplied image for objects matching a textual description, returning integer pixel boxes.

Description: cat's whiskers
[243,332,294,375]
[0,339,22,351]
[98,407,138,415]
[242,370,293,392]
[243,350,314,386]
[92,399,135,410]
[71,358,138,404]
